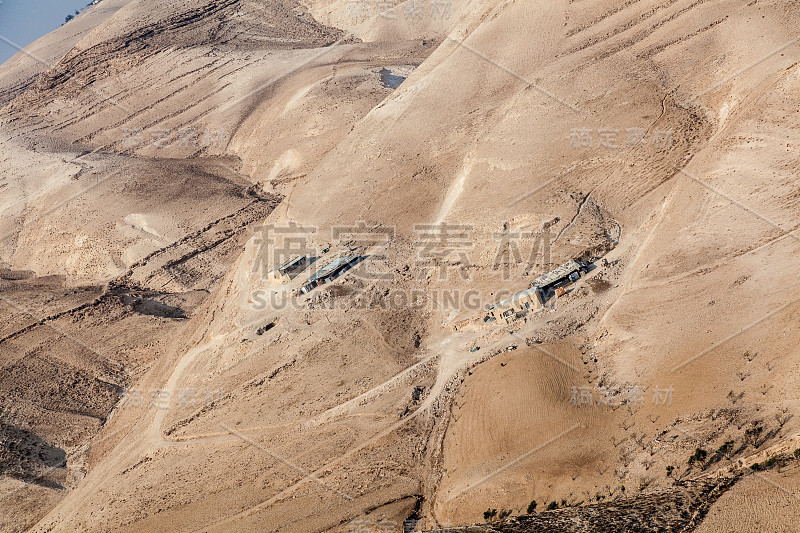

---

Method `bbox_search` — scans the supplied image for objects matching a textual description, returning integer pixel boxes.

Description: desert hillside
[1,0,799,531]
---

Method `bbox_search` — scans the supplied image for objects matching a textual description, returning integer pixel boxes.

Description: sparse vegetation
[546,501,559,511]
[467,479,740,532]
[744,426,763,448]
[688,448,707,466]
[483,508,497,521]
[63,1,103,24]
[717,440,734,456]
[752,454,792,471]
[526,500,537,514]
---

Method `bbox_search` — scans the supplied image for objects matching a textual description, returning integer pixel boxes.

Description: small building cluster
[485,259,588,324]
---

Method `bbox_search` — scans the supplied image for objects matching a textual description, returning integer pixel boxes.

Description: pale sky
[0,0,95,66]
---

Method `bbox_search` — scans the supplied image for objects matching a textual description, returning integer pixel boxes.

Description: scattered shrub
[717,440,734,456]
[744,426,763,447]
[688,447,707,465]
[526,500,537,514]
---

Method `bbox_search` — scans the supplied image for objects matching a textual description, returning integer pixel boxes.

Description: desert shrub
[717,440,734,456]
[526,500,537,514]
[483,508,497,521]
[688,447,707,465]
[546,501,558,511]
[744,426,763,447]
[762,455,790,469]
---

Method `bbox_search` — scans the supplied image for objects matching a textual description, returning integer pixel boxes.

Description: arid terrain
[1,0,799,531]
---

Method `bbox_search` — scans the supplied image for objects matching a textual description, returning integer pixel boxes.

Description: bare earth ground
[1,0,800,531]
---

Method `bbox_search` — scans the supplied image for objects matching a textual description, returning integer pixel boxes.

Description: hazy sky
[0,0,94,66]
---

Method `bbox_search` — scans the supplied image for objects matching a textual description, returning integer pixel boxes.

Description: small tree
[526,500,537,514]
[717,441,734,456]
[483,508,497,521]
[744,426,763,448]
[688,447,707,466]
[546,501,558,511]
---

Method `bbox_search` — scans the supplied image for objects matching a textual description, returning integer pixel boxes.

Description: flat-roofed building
[485,259,589,324]
[485,287,539,324]
[268,255,308,284]
[530,259,587,304]
[299,256,360,294]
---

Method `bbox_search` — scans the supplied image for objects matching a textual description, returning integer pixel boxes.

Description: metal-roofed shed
[300,255,361,294]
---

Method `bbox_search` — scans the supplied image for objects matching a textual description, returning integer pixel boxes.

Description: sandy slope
[1,0,800,531]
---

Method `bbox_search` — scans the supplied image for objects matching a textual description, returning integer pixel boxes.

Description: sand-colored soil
[1,0,800,531]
